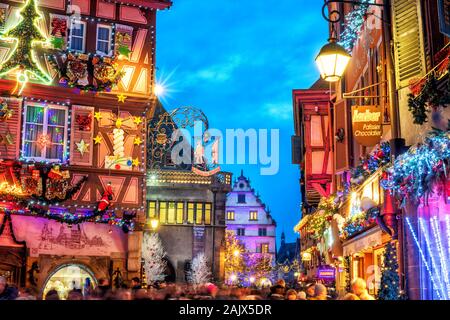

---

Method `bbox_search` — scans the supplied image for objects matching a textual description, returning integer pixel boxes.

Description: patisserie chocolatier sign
[351,105,382,146]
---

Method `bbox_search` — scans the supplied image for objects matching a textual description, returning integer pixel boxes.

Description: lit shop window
[204,203,211,225]
[177,202,184,224]
[249,211,258,221]
[148,201,156,218]
[196,203,203,224]
[187,203,195,224]
[22,103,68,163]
[159,202,167,224]
[167,202,176,224]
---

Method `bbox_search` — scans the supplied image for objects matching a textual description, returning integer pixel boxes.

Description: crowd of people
[0,275,375,301]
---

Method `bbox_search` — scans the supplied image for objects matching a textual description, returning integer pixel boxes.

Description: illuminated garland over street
[338,0,373,52]
[381,127,450,205]
[0,207,134,232]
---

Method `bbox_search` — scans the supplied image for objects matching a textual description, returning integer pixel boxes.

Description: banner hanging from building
[351,105,382,146]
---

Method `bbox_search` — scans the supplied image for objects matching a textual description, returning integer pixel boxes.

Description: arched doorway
[42,264,97,300]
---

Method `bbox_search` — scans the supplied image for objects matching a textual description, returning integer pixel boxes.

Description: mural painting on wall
[7,215,127,257]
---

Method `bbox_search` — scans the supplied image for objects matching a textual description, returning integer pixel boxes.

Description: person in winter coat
[309,283,328,300]
[351,278,375,300]
[0,276,18,300]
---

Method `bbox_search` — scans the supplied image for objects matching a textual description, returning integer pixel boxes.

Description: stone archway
[41,263,98,300]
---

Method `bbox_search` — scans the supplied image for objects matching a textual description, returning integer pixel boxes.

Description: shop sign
[351,105,382,146]
[317,266,336,280]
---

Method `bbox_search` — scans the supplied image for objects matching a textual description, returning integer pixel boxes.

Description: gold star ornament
[133,116,143,125]
[94,112,102,121]
[133,137,143,145]
[76,139,90,156]
[93,135,103,144]
[117,94,127,103]
[132,158,140,167]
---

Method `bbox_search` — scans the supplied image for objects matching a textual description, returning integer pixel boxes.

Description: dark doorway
[163,258,176,283]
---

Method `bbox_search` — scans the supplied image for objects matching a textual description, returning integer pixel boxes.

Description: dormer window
[96,24,112,55]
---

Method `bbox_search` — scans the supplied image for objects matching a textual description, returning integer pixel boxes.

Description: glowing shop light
[430,216,450,298]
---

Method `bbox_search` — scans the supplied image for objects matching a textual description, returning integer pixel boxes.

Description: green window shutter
[392,0,426,88]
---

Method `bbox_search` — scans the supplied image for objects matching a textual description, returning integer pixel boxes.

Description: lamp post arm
[322,0,386,23]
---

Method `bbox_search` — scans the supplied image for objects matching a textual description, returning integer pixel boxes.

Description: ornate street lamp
[316,1,385,82]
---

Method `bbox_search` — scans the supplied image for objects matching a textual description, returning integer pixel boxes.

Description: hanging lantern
[315,38,351,82]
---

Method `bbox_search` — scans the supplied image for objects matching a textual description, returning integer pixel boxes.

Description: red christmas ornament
[115,164,121,170]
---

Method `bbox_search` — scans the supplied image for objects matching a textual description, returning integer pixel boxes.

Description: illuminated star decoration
[117,94,127,103]
[93,135,102,144]
[76,139,90,156]
[133,137,142,145]
[115,118,123,129]
[132,158,140,167]
[133,116,143,125]
[94,112,102,121]
[0,0,52,94]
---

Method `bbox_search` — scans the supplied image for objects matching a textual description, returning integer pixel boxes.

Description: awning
[342,225,383,256]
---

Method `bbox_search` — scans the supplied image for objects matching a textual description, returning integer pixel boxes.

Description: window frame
[237,228,245,236]
[226,210,235,221]
[258,228,267,236]
[260,243,269,254]
[69,19,87,52]
[237,194,246,203]
[22,102,68,163]
[249,211,258,221]
[96,23,112,56]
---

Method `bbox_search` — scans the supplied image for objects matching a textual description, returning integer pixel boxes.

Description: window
[226,211,235,220]
[187,203,195,224]
[159,202,167,224]
[196,203,203,224]
[261,243,269,253]
[258,228,267,236]
[204,203,211,225]
[237,228,245,236]
[96,24,112,55]
[249,211,258,221]
[22,103,68,163]
[148,201,156,218]
[237,194,246,203]
[167,202,176,224]
[176,202,184,224]
[69,20,86,52]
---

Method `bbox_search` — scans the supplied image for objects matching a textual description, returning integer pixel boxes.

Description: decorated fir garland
[49,51,125,93]
[340,207,379,240]
[381,126,450,205]
[407,54,450,125]
[0,207,134,232]
[350,141,391,186]
[306,194,341,239]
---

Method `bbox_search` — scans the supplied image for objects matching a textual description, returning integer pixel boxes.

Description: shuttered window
[392,0,426,87]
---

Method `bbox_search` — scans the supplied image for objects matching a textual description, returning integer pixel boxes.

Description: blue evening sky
[156,1,328,245]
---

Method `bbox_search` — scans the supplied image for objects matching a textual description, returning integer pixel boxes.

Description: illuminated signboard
[317,266,336,280]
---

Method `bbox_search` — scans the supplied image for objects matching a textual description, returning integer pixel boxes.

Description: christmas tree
[142,232,167,285]
[224,230,247,286]
[0,0,51,82]
[187,253,212,286]
[378,241,403,300]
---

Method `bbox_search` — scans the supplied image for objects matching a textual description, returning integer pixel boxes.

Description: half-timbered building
[0,0,171,298]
